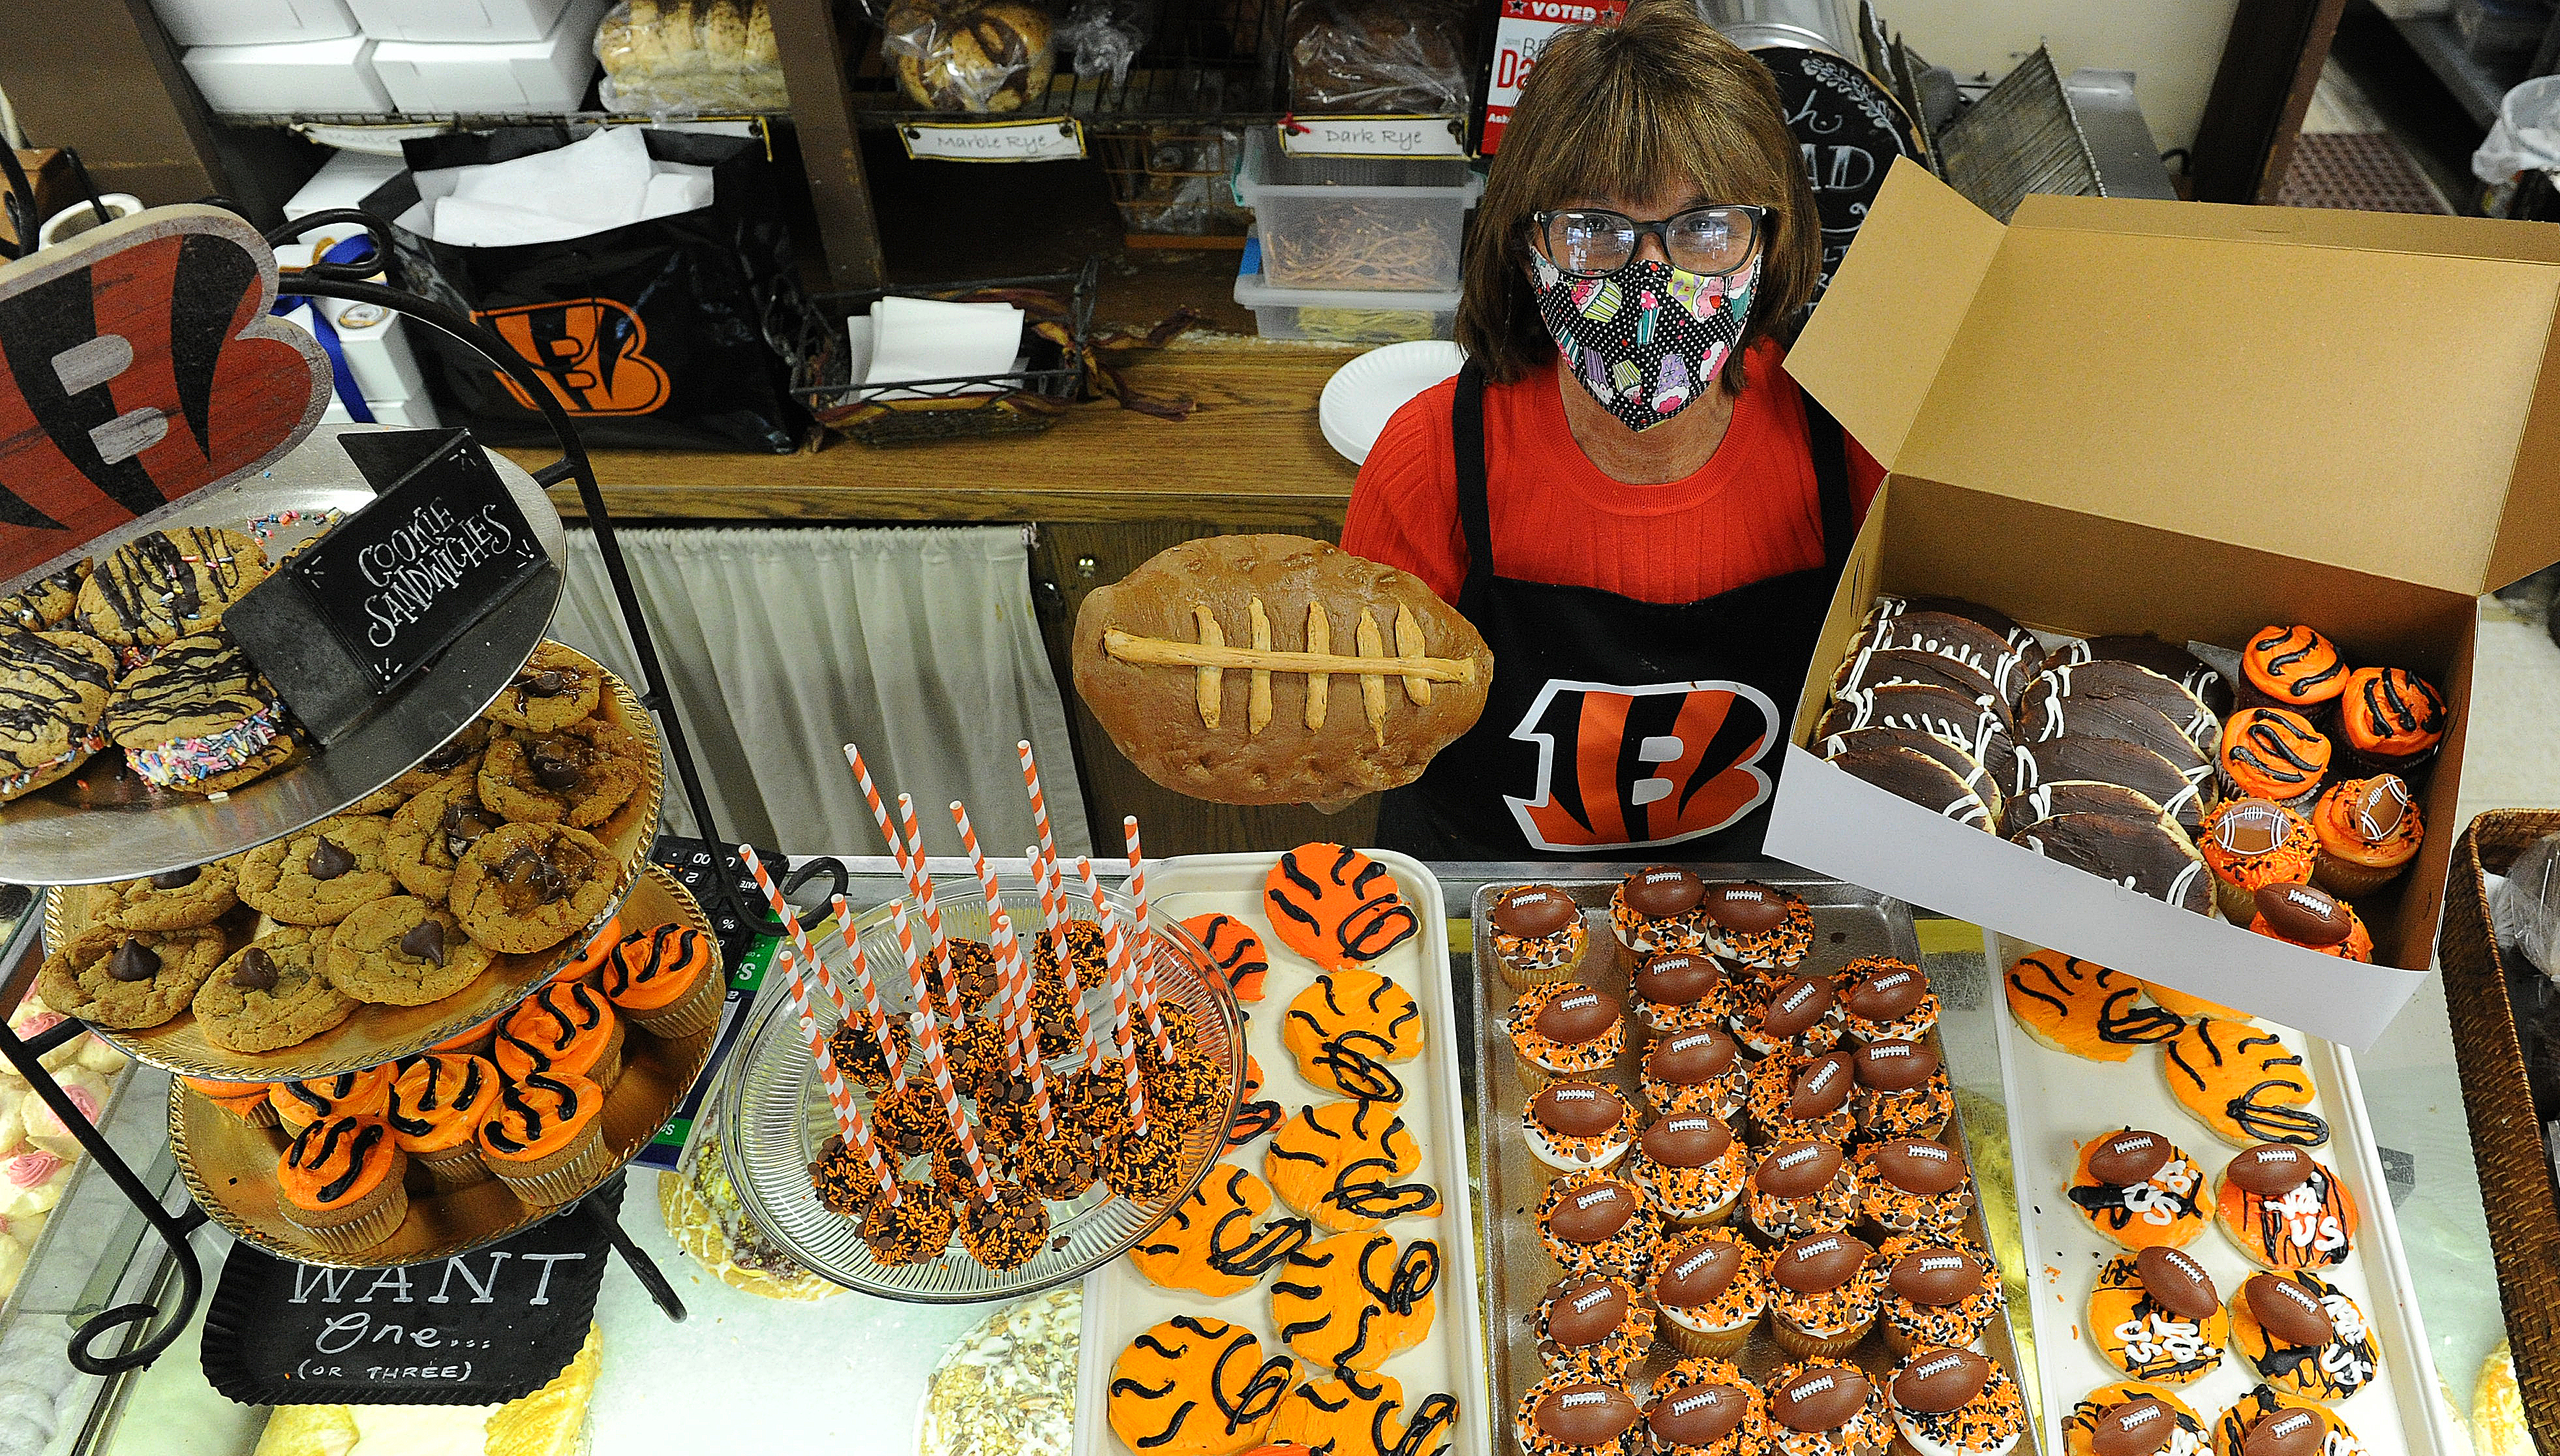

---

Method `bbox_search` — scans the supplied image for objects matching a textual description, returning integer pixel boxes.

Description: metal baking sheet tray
[1470,868,2041,1454]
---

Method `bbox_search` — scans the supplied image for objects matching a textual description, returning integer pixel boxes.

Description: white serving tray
[1074,849,1489,1456]
[1985,930,2452,1456]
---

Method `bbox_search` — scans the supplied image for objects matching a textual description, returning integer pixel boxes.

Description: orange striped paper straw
[1122,817,1171,1061]
[739,844,856,1027]
[899,793,963,1018]
[1074,856,1148,1137]
[1031,843,1100,1074]
[780,948,894,1204]
[830,893,902,1079]
[893,902,990,1197]
[951,802,1026,1076]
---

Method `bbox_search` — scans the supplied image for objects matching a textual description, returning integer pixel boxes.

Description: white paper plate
[1318,341,1466,465]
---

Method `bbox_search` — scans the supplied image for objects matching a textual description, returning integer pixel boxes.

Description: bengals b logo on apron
[1504,679,1784,852]
[473,299,671,416]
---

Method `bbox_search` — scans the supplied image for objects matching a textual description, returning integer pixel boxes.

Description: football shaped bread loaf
[1072,536,1493,804]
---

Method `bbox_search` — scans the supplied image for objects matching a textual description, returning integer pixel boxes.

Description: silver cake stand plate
[0,424,566,885]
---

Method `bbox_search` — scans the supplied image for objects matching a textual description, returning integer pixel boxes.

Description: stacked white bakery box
[168,0,610,115]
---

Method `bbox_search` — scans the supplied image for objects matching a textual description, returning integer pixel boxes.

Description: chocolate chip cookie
[101,631,296,794]
[483,642,601,733]
[450,822,619,954]
[384,772,505,902]
[325,896,492,1005]
[1,560,91,631]
[478,718,648,828]
[35,924,229,1028]
[0,628,117,802]
[192,929,360,1052]
[239,815,397,924]
[390,720,493,796]
[78,526,271,649]
[84,855,243,930]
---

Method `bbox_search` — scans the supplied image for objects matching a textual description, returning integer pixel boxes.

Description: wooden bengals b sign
[0,205,328,584]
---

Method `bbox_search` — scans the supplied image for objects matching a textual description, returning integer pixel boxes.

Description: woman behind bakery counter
[1345,0,1885,862]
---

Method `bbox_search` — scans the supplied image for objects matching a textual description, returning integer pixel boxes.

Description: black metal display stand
[0,207,784,1375]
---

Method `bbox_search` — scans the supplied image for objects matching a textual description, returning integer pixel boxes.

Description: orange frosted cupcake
[2236,626,2347,723]
[600,923,725,1037]
[552,913,621,984]
[495,981,625,1089]
[2246,884,2373,962]
[2308,776,2423,898]
[2216,708,2330,814]
[269,1066,394,1137]
[478,1070,607,1205]
[2196,800,2317,924]
[2336,667,2446,779]
[388,1054,502,1189]
[183,1076,276,1127]
[277,1115,407,1252]
[429,1012,502,1057]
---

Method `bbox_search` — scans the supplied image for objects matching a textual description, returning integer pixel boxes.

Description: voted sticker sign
[1482,0,1628,154]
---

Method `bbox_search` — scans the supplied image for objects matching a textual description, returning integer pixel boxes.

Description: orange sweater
[1341,342,1884,607]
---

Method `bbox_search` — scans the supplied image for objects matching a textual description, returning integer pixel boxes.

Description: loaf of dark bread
[1071,535,1493,804]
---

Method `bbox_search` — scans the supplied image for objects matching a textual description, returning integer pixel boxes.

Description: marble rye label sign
[200,1177,617,1406]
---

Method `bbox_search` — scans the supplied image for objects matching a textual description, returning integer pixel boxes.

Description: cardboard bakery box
[1765,159,2560,1050]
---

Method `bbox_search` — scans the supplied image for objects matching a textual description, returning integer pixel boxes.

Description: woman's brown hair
[1457,0,1820,389]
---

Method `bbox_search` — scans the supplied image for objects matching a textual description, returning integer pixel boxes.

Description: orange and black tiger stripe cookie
[2004,950,2182,1062]
[1108,1315,1292,1456]
[1131,1164,1313,1298]
[1266,843,1419,973]
[1184,913,1270,1003]
[1231,1054,1285,1150]
[1284,967,1420,1100]
[1265,1369,1459,1456]
[1271,1228,1441,1375]
[1266,1097,1441,1234]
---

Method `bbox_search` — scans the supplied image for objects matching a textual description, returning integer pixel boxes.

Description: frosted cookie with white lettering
[2067,1129,2207,1252]
[2064,1384,2211,1456]
[2229,1272,2375,1403]
[2214,1144,2356,1271]
[2210,1386,2366,1456]
[2087,1248,2229,1386]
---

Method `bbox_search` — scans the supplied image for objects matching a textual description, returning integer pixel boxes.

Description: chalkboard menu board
[202,1175,622,1407]
[1752,46,1925,298]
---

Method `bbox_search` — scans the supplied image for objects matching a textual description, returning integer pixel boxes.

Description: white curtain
[546,524,1091,861]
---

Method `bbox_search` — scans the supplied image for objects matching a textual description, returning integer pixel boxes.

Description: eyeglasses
[1531,204,1770,279]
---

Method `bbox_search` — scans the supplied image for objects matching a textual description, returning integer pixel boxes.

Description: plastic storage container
[1235,126,1482,294]
[1234,232,1459,343]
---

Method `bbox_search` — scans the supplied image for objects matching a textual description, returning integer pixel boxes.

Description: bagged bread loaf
[883,0,1056,113]
[596,0,789,113]
[1072,535,1492,804]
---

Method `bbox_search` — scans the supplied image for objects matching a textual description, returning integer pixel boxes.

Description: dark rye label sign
[202,1177,616,1406]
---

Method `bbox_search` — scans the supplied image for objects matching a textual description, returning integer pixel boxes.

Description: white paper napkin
[861,296,1027,397]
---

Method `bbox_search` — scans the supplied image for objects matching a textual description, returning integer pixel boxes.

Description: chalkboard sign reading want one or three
[202,1174,620,1406]
[223,428,552,745]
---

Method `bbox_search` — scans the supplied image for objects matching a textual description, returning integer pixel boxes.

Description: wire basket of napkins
[791,258,1098,446]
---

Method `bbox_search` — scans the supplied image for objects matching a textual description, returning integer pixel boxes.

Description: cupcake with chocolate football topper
[1610,866,1710,956]
[1492,884,1591,989]
[2308,776,2423,898]
[2216,1144,2356,1271]
[1650,1232,1769,1357]
[2197,799,2318,925]
[2211,1387,2364,1456]
[1887,1346,2028,1456]
[1534,1273,1655,1381]
[2237,626,2348,725]
[1522,1081,1639,1183]
[2334,666,2446,780]
[2088,1247,2228,1386]
[1643,1024,1749,1119]
[1538,1171,1663,1280]
[1836,956,1938,1044]
[2231,1272,2376,1403]
[1746,1138,1861,1243]
[1643,1357,1769,1456]
[2064,1384,2211,1456]
[1516,1376,1647,1456]
[1857,1138,1976,1241]
[1737,975,1844,1060]
[1851,1040,1953,1142]
[1632,950,1743,1044]
[1506,980,1626,1092]
[1701,882,1816,975]
[2247,883,2373,962]
[276,1115,408,1252]
[1626,1108,1752,1227]
[2004,951,2183,1063]
[2069,1129,2208,1251]
[2217,708,2331,815]
[1764,1359,1891,1456]
[1765,1231,1883,1358]
[1876,1236,2005,1357]
[1747,1051,1858,1147]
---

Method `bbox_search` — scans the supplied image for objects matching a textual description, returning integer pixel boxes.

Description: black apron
[1377,361,1852,862]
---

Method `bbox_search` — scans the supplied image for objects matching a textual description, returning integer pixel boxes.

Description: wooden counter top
[498,342,1367,527]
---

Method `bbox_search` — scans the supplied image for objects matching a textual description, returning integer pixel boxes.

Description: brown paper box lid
[1788,159,2560,596]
